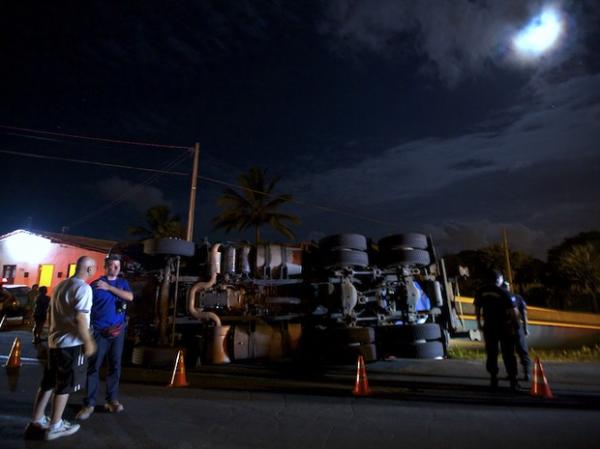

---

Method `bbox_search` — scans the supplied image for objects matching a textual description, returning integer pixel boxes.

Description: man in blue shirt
[503,281,531,381]
[474,270,519,391]
[76,254,133,420]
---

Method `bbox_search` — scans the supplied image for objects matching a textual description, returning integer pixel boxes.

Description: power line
[67,152,192,229]
[0,124,191,150]
[2,147,401,228]
[195,174,399,227]
[0,149,188,176]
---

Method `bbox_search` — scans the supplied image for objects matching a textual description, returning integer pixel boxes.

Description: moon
[513,8,563,57]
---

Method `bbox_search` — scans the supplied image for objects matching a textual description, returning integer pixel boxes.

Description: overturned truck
[181,233,460,364]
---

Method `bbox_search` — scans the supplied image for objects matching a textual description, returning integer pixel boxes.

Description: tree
[444,245,546,299]
[129,205,185,239]
[213,167,300,243]
[548,232,600,313]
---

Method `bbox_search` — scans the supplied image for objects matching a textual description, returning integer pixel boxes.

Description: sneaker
[104,400,124,413]
[24,417,50,440]
[36,415,51,428]
[76,405,95,421]
[510,378,521,392]
[45,420,80,441]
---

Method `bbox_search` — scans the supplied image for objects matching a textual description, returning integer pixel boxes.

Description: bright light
[513,8,563,57]
[5,231,52,263]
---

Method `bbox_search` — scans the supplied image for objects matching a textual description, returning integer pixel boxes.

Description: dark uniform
[511,293,531,380]
[474,284,519,389]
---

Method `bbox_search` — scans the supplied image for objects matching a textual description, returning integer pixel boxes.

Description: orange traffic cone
[4,337,22,368]
[352,355,371,397]
[530,356,553,399]
[168,349,189,387]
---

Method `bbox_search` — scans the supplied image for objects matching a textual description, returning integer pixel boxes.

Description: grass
[448,344,600,362]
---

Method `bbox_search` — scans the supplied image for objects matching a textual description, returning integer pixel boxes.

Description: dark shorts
[40,346,87,395]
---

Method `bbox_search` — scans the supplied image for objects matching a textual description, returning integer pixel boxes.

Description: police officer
[503,281,531,381]
[474,269,520,390]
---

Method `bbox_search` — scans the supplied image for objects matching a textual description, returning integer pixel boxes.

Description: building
[0,229,116,291]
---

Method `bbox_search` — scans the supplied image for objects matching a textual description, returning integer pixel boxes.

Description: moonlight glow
[514,9,563,57]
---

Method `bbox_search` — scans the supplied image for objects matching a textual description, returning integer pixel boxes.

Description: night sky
[1,1,599,258]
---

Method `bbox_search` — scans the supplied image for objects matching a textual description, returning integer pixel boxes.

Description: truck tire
[381,248,430,267]
[329,327,375,345]
[378,233,428,250]
[381,323,442,342]
[319,234,368,251]
[353,343,377,362]
[323,249,369,268]
[330,343,377,363]
[394,341,445,359]
[143,238,195,257]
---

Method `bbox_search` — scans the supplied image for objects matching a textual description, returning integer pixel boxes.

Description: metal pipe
[170,256,181,346]
[187,244,222,326]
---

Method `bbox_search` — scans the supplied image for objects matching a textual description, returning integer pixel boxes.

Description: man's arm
[474,300,484,330]
[520,299,529,335]
[75,311,96,357]
[95,280,134,301]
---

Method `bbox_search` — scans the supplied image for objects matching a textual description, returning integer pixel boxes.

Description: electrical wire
[0,124,191,150]
[66,151,192,229]
[2,148,401,228]
[0,149,188,176]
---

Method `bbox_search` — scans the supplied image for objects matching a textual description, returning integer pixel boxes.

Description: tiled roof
[0,229,116,253]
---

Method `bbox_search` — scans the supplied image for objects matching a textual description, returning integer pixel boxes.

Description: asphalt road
[1,330,600,449]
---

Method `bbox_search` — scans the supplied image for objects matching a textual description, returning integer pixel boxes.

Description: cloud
[424,220,548,257]
[95,177,171,213]
[282,73,600,257]
[448,158,495,171]
[318,0,584,86]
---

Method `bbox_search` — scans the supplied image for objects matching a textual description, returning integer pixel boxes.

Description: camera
[115,300,127,314]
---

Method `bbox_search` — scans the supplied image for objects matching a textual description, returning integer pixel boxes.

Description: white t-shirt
[48,277,92,348]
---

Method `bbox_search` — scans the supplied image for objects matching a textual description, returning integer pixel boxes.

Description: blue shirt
[511,293,527,317]
[414,281,431,311]
[91,276,131,330]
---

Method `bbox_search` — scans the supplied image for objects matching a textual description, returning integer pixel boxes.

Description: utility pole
[503,228,514,291]
[186,142,200,242]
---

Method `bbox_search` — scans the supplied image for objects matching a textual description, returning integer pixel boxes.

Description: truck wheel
[381,248,430,267]
[319,234,368,251]
[378,233,428,250]
[331,343,377,363]
[329,327,375,345]
[353,343,377,362]
[395,341,445,359]
[143,238,195,257]
[323,249,369,268]
[381,323,442,342]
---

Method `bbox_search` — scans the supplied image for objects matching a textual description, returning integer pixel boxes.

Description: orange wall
[0,235,108,292]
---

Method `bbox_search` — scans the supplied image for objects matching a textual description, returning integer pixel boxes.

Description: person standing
[24,256,97,441]
[474,269,520,390]
[503,281,531,381]
[26,284,40,323]
[32,286,51,344]
[77,254,133,420]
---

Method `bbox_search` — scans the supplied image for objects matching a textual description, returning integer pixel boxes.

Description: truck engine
[185,233,459,364]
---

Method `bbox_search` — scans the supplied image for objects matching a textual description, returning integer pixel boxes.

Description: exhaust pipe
[187,244,230,364]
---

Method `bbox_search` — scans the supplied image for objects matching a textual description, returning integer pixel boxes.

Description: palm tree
[213,167,299,243]
[129,205,185,239]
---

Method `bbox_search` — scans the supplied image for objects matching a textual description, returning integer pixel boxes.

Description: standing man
[474,269,520,391]
[32,286,51,344]
[503,281,531,381]
[25,256,97,441]
[26,283,40,323]
[77,254,133,420]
